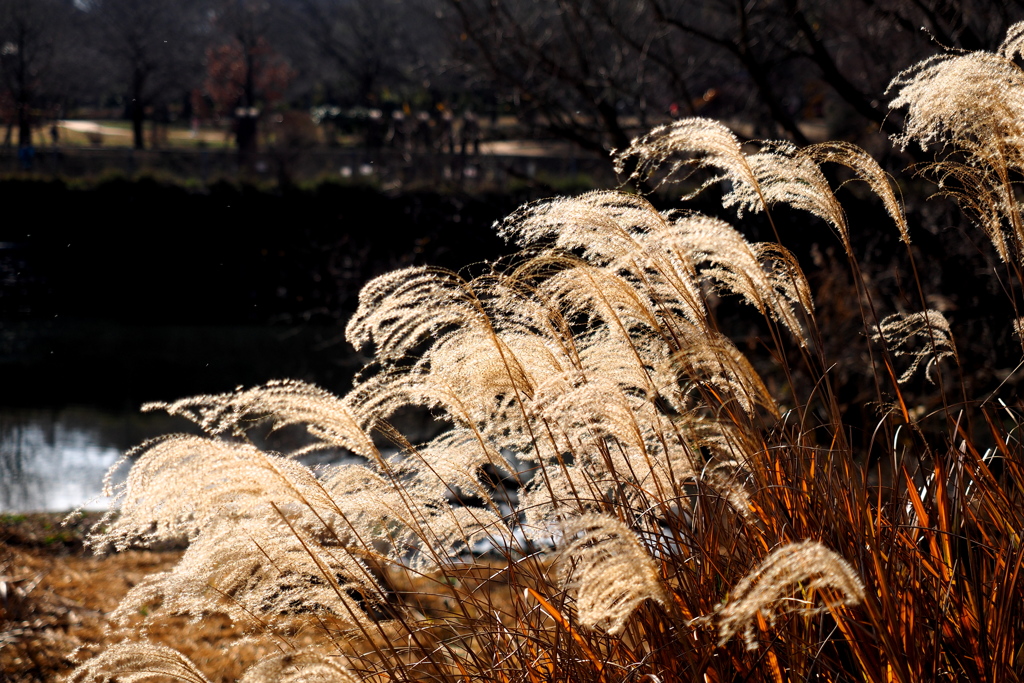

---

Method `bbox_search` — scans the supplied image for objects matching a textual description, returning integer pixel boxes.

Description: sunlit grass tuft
[71,23,1024,683]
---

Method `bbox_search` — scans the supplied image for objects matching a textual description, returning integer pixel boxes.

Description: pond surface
[0,405,435,513]
[0,408,196,513]
[0,320,366,513]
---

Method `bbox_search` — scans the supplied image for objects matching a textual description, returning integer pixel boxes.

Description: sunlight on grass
[69,23,1024,683]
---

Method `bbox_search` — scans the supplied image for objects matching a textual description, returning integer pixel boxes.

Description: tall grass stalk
[73,25,1024,683]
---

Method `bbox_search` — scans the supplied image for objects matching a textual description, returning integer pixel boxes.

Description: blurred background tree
[86,0,206,150]
[0,0,82,148]
[440,0,1024,151]
[1,0,1018,157]
[281,0,433,108]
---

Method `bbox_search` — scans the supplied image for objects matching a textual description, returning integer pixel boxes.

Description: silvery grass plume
[871,310,957,384]
[71,643,358,683]
[338,190,812,529]
[70,643,213,683]
[236,651,360,683]
[799,142,910,245]
[714,541,866,651]
[74,155,822,678]
[556,514,667,635]
[889,21,1024,263]
[90,434,345,551]
[616,120,909,257]
[143,378,379,460]
[107,509,388,633]
[612,117,760,200]
[77,161,819,679]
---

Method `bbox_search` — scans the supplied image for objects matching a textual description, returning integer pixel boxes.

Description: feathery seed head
[69,643,213,683]
[239,650,360,683]
[872,310,957,384]
[1000,21,1024,62]
[889,50,1024,160]
[800,141,910,244]
[715,541,865,650]
[144,379,378,459]
[889,33,1024,261]
[557,514,667,635]
[89,435,341,551]
[111,511,387,631]
[614,118,758,195]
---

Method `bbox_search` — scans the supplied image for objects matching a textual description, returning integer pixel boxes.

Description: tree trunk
[132,103,145,151]
[18,107,32,148]
[236,46,259,160]
[131,73,146,150]
[236,114,258,159]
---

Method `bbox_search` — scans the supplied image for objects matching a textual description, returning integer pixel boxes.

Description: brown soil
[0,513,259,683]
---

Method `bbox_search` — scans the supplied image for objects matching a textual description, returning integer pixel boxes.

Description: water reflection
[0,405,438,513]
[0,408,194,513]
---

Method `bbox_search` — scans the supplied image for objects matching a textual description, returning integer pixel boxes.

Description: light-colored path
[59,120,130,137]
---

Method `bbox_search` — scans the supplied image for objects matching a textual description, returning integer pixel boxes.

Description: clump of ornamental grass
[72,24,1024,683]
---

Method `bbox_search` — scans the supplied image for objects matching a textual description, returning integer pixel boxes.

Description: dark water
[0,321,366,513]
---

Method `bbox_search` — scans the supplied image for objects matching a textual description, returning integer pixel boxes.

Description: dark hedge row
[0,176,526,325]
[0,177,523,407]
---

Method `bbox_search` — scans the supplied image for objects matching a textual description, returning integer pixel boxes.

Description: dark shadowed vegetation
[0,176,529,408]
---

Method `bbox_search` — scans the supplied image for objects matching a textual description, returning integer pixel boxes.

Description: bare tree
[0,0,77,148]
[440,0,681,153]
[283,0,431,107]
[778,0,1024,135]
[207,0,295,157]
[86,0,207,150]
[439,0,1024,152]
[616,0,1024,144]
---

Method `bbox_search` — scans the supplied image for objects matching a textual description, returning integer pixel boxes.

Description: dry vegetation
[8,23,1024,683]
[1,514,196,682]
